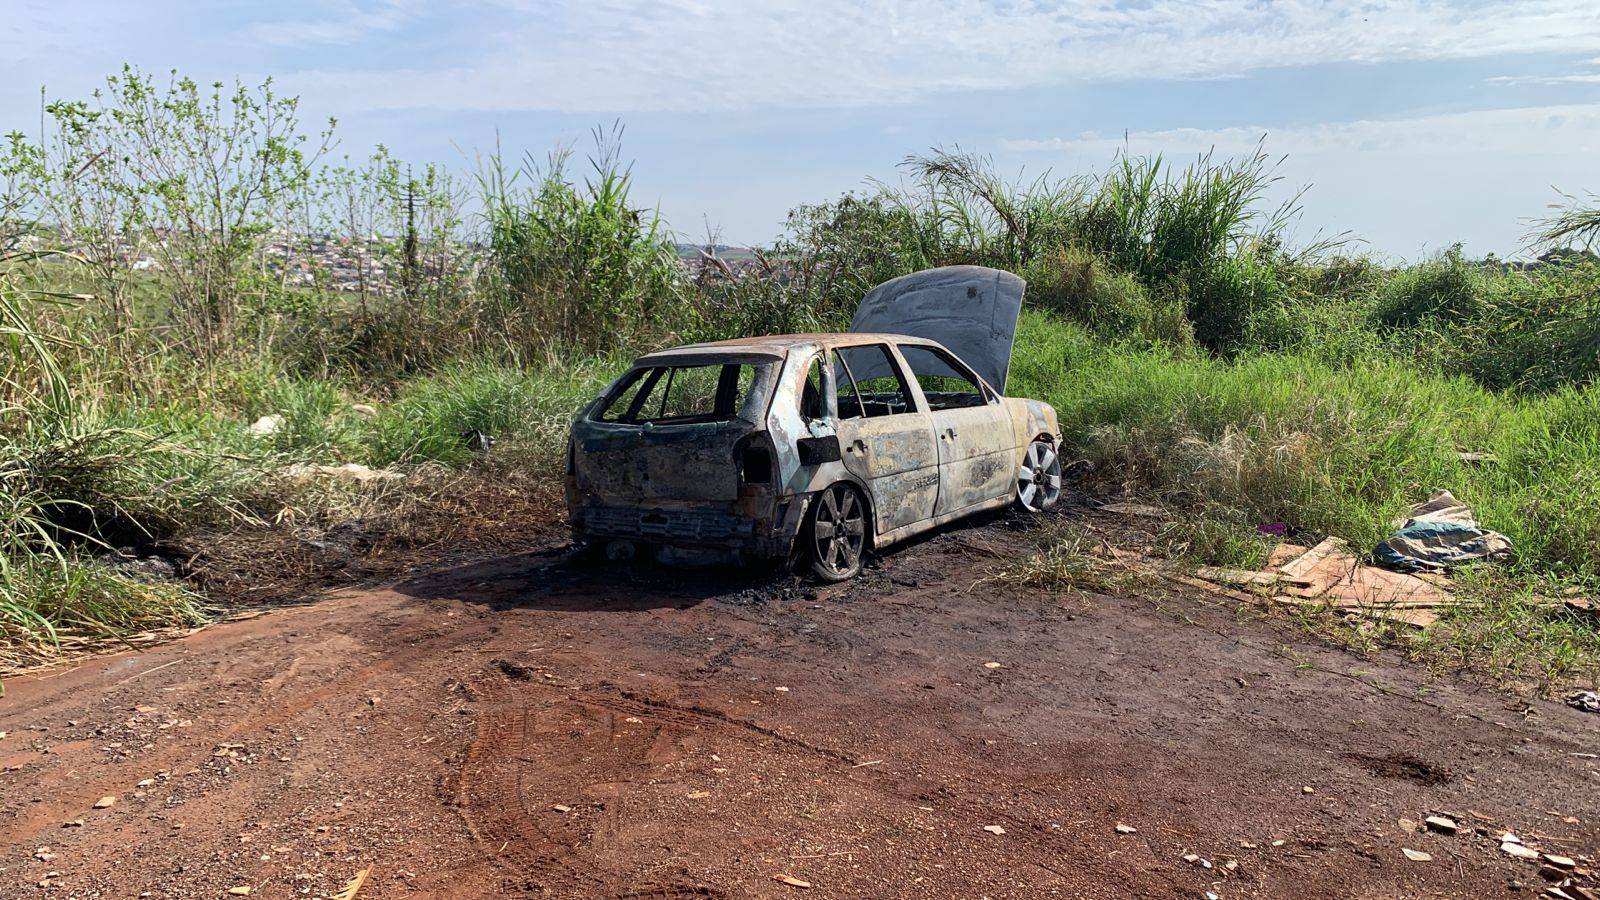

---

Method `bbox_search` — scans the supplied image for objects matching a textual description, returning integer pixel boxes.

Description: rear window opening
[597,362,762,425]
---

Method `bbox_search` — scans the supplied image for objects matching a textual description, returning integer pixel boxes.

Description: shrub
[1022,245,1191,347]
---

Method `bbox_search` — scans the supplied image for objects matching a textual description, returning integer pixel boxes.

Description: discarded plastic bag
[1373,490,1511,572]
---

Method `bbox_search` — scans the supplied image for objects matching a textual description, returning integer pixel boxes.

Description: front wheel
[804,483,868,582]
[1016,439,1063,512]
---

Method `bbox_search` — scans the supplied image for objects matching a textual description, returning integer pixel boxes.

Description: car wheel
[1016,439,1062,512]
[805,483,868,581]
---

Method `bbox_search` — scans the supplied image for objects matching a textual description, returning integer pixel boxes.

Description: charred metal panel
[836,412,939,535]
[850,266,1025,392]
[930,404,1017,515]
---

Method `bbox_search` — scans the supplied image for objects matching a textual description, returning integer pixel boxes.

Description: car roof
[634,332,945,365]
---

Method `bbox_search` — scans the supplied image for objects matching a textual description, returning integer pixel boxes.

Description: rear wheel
[805,483,868,581]
[1016,439,1062,512]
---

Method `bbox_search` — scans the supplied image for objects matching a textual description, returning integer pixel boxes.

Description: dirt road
[3,514,1598,898]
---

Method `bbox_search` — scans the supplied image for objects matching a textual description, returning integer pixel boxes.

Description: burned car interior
[566,265,1063,581]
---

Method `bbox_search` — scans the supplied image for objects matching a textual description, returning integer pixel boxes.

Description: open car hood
[849,265,1026,392]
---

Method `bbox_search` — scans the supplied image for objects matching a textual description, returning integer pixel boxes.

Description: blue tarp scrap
[1373,490,1512,573]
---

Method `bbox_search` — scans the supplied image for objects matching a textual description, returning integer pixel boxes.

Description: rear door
[829,344,939,535]
[896,344,1016,515]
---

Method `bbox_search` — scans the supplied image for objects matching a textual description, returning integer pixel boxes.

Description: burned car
[564,266,1062,580]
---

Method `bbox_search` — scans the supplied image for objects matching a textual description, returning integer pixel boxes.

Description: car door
[896,343,1016,515]
[829,343,939,535]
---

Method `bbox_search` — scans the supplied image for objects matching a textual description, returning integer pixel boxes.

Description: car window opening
[832,345,914,420]
[898,345,990,411]
[598,362,762,424]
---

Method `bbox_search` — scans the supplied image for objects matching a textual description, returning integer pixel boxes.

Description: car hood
[848,265,1026,392]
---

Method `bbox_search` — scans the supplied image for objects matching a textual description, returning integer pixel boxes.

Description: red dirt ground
[2,514,1598,898]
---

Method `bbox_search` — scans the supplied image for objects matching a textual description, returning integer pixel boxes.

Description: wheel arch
[805,476,877,550]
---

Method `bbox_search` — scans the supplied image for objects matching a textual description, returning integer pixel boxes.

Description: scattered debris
[1567,691,1600,715]
[1099,501,1168,519]
[1193,566,1307,589]
[1503,841,1542,860]
[1424,814,1459,835]
[1181,852,1212,868]
[333,866,372,900]
[247,414,283,436]
[462,429,495,453]
[772,874,812,889]
[982,825,1006,835]
[1402,848,1432,862]
[1373,490,1512,572]
[281,462,404,487]
[1115,822,1138,834]
[1195,535,1458,628]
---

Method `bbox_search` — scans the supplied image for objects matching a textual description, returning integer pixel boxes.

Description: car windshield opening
[598,362,762,424]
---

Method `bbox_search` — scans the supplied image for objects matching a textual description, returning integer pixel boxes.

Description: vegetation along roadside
[0,66,1596,691]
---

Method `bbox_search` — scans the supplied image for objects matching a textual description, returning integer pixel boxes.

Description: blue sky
[4,1,1599,258]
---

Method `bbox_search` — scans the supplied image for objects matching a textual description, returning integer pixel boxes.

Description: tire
[1016,439,1063,512]
[804,482,868,582]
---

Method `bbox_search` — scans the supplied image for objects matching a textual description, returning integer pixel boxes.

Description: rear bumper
[565,479,807,560]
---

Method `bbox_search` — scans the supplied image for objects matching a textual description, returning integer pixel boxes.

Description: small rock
[1302,786,1314,795]
[1115,823,1137,834]
[62,819,84,828]
[1424,815,1458,835]
[247,414,283,436]
[551,804,572,813]
[774,687,790,692]
[1402,848,1432,862]
[1543,854,1576,870]
[686,791,711,800]
[1398,817,1418,832]
[227,888,252,896]
[772,874,812,889]
[982,825,1006,835]
[92,796,116,809]
[983,662,1002,669]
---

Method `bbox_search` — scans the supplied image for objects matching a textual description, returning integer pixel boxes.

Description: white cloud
[251,1,420,48]
[272,0,1600,113]
[1000,103,1600,157]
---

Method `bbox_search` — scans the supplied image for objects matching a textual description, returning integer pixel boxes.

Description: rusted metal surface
[850,266,1025,392]
[565,272,1061,569]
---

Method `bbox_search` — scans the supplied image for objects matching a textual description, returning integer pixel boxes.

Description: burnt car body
[564,266,1062,579]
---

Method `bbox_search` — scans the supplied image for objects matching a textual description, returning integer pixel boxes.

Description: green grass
[1010,308,1600,688]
